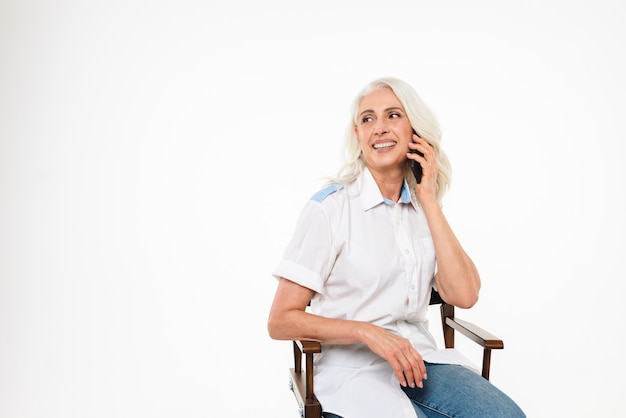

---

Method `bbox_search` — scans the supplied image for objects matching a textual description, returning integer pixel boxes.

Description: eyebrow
[358,106,405,118]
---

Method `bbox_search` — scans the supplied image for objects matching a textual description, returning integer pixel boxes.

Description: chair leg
[305,352,315,402]
[291,341,322,418]
[482,348,492,380]
[303,400,322,418]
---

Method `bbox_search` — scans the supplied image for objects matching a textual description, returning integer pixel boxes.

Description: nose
[373,118,389,135]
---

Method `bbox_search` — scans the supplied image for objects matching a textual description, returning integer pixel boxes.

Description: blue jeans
[322,363,525,418]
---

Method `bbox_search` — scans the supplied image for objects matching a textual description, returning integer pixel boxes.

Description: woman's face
[354,87,413,174]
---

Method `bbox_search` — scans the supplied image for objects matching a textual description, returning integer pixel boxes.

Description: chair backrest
[429,289,445,305]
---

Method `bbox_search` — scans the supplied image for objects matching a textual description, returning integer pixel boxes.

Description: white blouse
[273,168,475,418]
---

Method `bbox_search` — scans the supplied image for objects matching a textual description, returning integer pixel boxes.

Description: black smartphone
[409,130,424,184]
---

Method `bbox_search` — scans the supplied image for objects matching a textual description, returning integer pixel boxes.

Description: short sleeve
[272,200,336,295]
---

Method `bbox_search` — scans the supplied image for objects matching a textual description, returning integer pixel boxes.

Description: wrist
[417,194,440,211]
[354,321,373,345]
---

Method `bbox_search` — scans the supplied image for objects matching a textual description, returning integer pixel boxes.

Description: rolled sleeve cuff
[272,259,325,295]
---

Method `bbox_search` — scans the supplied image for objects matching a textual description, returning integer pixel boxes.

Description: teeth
[373,141,396,149]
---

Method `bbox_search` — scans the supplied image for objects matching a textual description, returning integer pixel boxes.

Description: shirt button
[405,249,410,254]
[411,285,416,290]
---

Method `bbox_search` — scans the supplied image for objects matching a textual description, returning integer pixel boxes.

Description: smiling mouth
[373,141,396,150]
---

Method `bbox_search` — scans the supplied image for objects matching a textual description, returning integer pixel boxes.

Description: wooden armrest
[295,340,322,354]
[445,317,504,350]
[445,316,503,380]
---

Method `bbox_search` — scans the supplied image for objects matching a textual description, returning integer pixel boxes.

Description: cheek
[354,127,364,142]
[356,129,370,149]
[394,121,413,137]
[355,125,371,140]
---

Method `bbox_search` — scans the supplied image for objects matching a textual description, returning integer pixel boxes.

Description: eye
[389,112,401,119]
[361,115,374,123]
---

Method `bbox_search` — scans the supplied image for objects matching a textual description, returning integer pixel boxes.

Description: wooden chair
[288,290,504,418]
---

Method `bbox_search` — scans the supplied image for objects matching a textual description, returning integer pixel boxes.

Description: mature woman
[268,77,525,418]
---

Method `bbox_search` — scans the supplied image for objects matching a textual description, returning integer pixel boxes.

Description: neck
[367,166,405,202]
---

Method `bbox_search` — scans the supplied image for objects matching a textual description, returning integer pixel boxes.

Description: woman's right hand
[360,323,428,389]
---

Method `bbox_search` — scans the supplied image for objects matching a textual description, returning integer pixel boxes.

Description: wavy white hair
[327,77,452,202]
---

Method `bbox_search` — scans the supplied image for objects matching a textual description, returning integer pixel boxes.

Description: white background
[1,1,625,416]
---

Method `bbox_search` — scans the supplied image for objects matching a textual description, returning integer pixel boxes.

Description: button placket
[392,205,419,313]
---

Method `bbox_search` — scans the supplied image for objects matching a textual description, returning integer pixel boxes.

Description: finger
[406,144,426,162]
[410,350,427,380]
[410,362,425,388]
[412,134,432,149]
[391,355,419,388]
[403,364,422,389]
[398,353,421,389]
[390,360,408,387]
[406,352,427,388]
[407,141,421,155]
[402,365,417,388]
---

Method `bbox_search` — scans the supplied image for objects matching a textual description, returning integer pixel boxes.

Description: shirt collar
[359,168,412,211]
